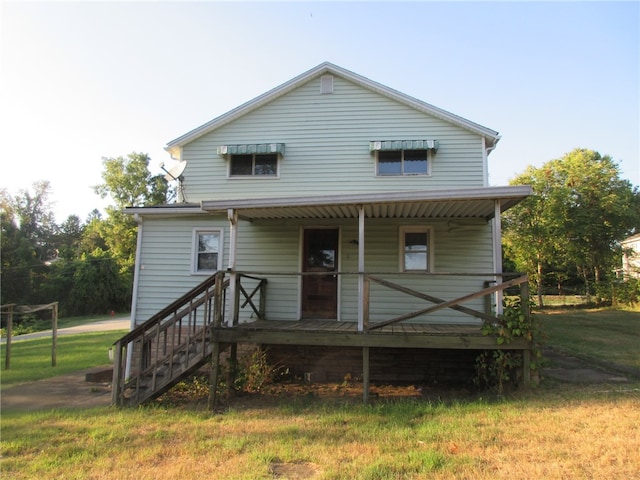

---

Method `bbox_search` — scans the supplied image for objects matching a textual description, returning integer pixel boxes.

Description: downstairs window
[192,229,223,274]
[400,226,432,272]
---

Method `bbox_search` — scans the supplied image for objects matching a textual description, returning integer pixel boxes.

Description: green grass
[1,310,640,479]
[2,312,130,337]
[535,308,640,370]
[0,331,127,388]
[1,386,638,479]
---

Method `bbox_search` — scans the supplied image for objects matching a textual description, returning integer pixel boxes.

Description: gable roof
[165,62,501,157]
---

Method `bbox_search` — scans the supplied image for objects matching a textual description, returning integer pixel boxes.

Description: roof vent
[320,74,334,94]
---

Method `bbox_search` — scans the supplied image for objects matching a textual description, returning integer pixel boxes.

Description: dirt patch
[542,348,637,384]
[269,461,321,479]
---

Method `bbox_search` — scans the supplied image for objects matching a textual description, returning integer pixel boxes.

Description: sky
[1,1,638,223]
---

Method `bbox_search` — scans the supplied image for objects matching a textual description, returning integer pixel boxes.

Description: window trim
[191,228,224,275]
[398,226,433,272]
[227,153,280,178]
[375,149,431,177]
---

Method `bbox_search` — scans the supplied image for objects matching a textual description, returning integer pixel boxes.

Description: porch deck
[214,319,530,350]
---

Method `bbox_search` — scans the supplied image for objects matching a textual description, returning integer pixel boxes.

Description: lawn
[536,307,640,370]
[1,312,129,337]
[1,309,639,479]
[2,385,638,479]
[0,331,127,387]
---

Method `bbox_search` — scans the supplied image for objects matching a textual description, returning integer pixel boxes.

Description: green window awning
[369,140,438,152]
[217,143,285,156]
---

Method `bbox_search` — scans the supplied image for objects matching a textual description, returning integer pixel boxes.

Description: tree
[0,183,57,305]
[11,181,58,262]
[1,191,34,304]
[66,250,131,315]
[553,150,639,292]
[94,152,168,209]
[504,148,640,306]
[56,215,85,260]
[503,165,563,306]
[91,152,169,278]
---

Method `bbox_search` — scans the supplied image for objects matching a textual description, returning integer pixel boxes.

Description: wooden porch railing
[364,273,529,330]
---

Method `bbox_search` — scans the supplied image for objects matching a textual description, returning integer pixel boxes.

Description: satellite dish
[159,160,188,203]
[160,161,187,182]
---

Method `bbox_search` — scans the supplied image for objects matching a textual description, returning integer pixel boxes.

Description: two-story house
[112,62,532,407]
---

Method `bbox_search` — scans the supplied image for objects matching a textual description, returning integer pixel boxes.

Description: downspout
[485,136,503,315]
[126,213,144,379]
[483,136,500,187]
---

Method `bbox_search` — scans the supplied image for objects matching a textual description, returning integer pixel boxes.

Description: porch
[112,270,532,408]
[115,186,533,407]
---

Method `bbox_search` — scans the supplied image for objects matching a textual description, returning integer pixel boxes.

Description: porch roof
[200,186,532,221]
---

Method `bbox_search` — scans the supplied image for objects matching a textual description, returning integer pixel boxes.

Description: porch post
[227,208,239,327]
[357,205,371,403]
[493,200,503,315]
[363,346,370,403]
[357,205,365,332]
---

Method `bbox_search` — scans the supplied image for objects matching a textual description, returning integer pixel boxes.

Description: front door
[302,228,339,319]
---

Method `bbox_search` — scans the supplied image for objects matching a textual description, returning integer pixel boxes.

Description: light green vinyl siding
[133,215,228,323]
[179,75,486,203]
[134,215,494,326]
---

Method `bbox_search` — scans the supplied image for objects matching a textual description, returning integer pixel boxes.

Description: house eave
[123,204,207,217]
[200,186,532,221]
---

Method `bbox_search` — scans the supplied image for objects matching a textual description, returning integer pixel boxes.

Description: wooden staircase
[112,272,228,407]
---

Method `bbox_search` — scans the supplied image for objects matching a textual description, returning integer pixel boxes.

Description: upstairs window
[218,143,284,177]
[230,153,278,177]
[370,140,437,177]
[377,149,429,176]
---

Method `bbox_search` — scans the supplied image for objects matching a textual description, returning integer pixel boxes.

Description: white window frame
[376,149,431,177]
[191,228,224,275]
[227,153,280,178]
[399,226,433,272]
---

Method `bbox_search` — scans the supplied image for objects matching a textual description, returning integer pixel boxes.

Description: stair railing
[112,271,227,406]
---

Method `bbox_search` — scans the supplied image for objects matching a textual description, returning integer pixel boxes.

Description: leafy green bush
[475,297,543,394]
[611,278,640,307]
